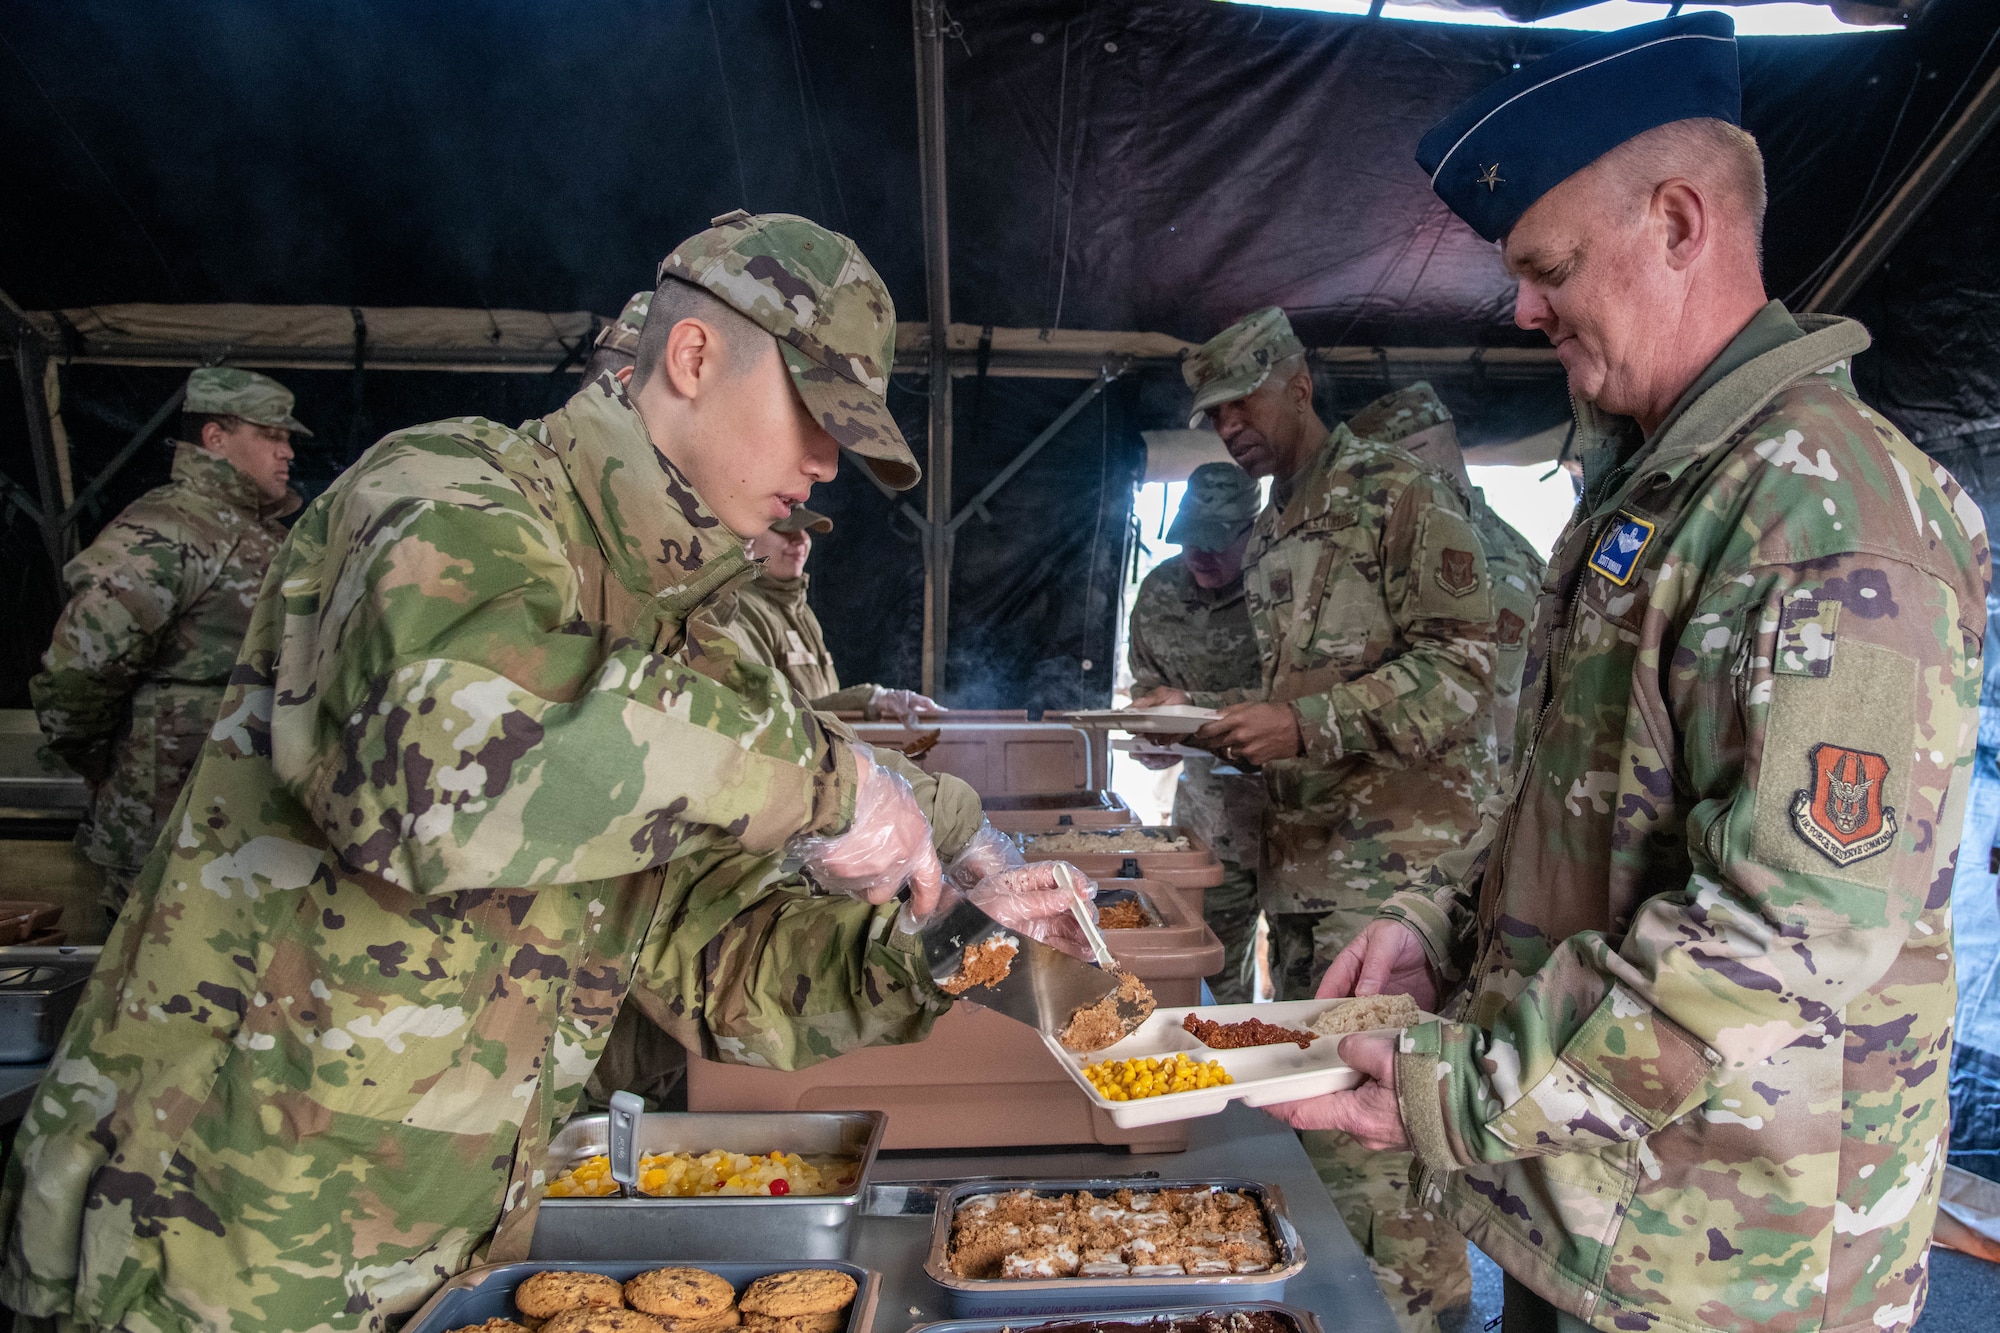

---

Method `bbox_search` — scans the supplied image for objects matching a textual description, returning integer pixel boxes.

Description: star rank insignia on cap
[1476,163,1504,192]
[1587,513,1656,586]
[1791,744,1897,866]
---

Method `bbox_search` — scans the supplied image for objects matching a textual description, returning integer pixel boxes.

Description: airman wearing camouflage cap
[661,209,919,491]
[1344,383,1546,773]
[32,366,305,922]
[1130,462,1266,1004]
[1155,306,1499,1333]
[0,213,1072,1332]
[1166,459,1259,553]
[1183,305,1306,428]
[731,503,945,722]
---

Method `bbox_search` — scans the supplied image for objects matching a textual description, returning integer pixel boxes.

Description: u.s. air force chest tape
[1751,620,1917,889]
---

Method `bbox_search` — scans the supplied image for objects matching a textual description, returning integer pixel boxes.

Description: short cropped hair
[181,412,239,443]
[1595,117,1767,261]
[629,277,772,392]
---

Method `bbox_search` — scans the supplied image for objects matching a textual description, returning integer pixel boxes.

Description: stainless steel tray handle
[607,1091,642,1199]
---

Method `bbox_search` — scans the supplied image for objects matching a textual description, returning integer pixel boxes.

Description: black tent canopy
[3,0,1999,710]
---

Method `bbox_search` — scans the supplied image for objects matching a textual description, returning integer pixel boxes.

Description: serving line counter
[707,1103,1392,1332]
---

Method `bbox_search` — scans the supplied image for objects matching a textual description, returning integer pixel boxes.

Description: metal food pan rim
[906,1299,1327,1333]
[401,1258,878,1333]
[922,1176,1306,1295]
[540,1108,886,1207]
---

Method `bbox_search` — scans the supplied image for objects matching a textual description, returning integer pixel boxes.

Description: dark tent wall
[7,0,2000,712]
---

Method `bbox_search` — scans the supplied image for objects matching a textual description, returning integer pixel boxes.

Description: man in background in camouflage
[1136,306,1494,1333]
[30,366,304,924]
[1127,461,1267,1004]
[581,289,651,384]
[733,504,944,722]
[1347,383,1547,774]
[1278,16,1987,1333]
[0,212,1080,1333]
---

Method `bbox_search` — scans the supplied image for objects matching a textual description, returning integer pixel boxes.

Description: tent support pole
[914,0,953,700]
[1806,56,2000,313]
[947,369,1120,535]
[8,329,73,585]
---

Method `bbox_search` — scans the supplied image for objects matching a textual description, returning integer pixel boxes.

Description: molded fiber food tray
[924,1177,1304,1315]
[1046,999,1437,1129]
[402,1260,877,1333]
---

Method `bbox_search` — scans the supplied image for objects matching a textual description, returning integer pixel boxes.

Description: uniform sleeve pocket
[1559,985,1717,1130]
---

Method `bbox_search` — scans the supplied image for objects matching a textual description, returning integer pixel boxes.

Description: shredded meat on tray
[1181,1013,1315,1050]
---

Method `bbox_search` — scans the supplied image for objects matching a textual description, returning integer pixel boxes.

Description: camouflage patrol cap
[183,367,312,437]
[771,504,833,535]
[1167,461,1260,553]
[658,210,919,491]
[1182,307,1307,428]
[594,290,652,358]
[1346,382,1452,444]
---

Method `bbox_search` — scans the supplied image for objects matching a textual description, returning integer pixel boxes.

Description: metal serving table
[850,1101,1397,1332]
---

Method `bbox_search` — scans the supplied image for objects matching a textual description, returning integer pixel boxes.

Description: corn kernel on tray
[1042,999,1435,1129]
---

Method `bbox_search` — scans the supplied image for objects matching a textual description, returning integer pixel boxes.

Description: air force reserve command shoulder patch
[1588,513,1656,586]
[1791,743,1897,867]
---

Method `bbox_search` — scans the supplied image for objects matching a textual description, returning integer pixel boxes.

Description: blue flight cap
[1417,13,1742,243]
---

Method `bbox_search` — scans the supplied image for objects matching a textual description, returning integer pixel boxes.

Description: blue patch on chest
[1587,513,1656,587]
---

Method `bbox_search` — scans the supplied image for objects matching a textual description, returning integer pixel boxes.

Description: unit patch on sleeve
[1438,548,1480,598]
[1790,743,1897,867]
[1588,513,1656,587]
[1495,608,1526,647]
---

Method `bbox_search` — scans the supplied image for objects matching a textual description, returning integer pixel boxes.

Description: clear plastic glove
[868,686,946,725]
[966,861,1099,960]
[790,743,944,917]
[945,820,1024,892]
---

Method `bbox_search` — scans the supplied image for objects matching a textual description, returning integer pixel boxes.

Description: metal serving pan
[924,1178,1305,1315]
[0,946,98,1063]
[530,1110,887,1261]
[402,1259,878,1333]
[909,1301,1327,1333]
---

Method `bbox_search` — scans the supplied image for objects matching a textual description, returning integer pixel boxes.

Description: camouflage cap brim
[1186,368,1272,429]
[1168,514,1252,553]
[244,411,314,438]
[780,343,921,491]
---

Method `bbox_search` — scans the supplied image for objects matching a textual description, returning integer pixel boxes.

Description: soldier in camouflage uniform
[1127,462,1267,1004]
[731,504,944,721]
[1138,306,1496,1333]
[0,212,1078,1333]
[1277,16,1988,1333]
[1347,384,1548,774]
[30,367,306,923]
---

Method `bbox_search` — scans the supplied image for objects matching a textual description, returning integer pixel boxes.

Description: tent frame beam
[914,0,953,699]
[1806,53,2000,313]
[2,288,77,584]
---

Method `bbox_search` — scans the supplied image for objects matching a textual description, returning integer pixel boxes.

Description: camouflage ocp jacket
[31,443,298,871]
[728,571,876,714]
[0,376,943,1332]
[1382,307,1989,1333]
[1189,426,1499,919]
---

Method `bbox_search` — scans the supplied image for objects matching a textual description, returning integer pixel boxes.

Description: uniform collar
[1267,424,1358,538]
[539,372,754,613]
[169,440,301,520]
[754,569,811,607]
[1572,306,1871,513]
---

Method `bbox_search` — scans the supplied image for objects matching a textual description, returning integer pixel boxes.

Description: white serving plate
[1053,705,1221,735]
[1042,999,1433,1129]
